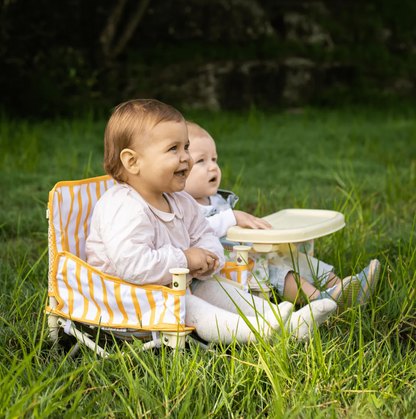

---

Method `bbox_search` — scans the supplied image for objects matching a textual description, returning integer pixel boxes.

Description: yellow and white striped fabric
[51,252,187,331]
[47,175,116,296]
[46,176,193,333]
[220,262,248,288]
[50,175,116,262]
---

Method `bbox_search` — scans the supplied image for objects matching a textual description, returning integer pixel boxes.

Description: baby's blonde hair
[104,99,184,182]
[186,121,213,142]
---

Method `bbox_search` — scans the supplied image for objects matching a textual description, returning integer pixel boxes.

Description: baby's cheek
[188,167,201,185]
[188,154,194,171]
[217,166,222,183]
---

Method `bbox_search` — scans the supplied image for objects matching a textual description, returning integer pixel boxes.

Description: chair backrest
[48,175,116,294]
[49,175,116,259]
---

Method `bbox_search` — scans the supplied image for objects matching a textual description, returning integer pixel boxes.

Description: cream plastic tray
[226,209,345,244]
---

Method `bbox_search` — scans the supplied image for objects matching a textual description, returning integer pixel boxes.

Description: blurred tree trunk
[100,0,150,63]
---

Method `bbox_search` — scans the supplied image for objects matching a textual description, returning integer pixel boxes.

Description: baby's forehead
[189,135,217,152]
[190,133,213,142]
[149,120,187,138]
[132,120,187,148]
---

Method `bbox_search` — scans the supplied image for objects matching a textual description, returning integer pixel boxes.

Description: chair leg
[57,318,109,358]
[136,331,192,352]
[186,335,210,350]
[68,343,81,357]
[47,297,60,341]
[251,287,272,300]
[141,340,157,351]
[161,331,191,350]
[48,313,60,341]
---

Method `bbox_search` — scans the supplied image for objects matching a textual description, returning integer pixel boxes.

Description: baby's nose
[180,150,190,161]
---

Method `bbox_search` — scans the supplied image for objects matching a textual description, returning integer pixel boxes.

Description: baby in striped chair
[86,99,333,343]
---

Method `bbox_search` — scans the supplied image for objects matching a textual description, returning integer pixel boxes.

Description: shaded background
[1,0,416,117]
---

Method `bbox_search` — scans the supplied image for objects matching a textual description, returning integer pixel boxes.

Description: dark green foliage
[1,1,416,116]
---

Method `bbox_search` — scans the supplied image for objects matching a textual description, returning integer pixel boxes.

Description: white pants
[185,280,290,344]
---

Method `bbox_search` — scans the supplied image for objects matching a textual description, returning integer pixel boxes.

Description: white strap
[152,331,161,348]
[64,320,73,335]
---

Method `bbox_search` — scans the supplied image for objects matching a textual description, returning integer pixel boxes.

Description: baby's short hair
[186,121,213,142]
[104,99,184,182]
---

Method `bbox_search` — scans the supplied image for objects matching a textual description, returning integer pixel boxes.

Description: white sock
[185,295,293,344]
[264,301,294,334]
[288,299,337,341]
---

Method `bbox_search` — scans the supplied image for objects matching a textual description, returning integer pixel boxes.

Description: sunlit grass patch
[0,106,415,417]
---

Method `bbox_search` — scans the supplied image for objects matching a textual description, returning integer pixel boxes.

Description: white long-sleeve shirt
[197,193,237,238]
[86,183,225,286]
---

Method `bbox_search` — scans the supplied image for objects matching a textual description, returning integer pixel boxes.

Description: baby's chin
[177,181,189,192]
[208,183,220,195]
[194,195,211,205]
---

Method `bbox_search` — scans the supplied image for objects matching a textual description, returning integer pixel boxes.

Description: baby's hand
[233,210,272,230]
[183,248,220,277]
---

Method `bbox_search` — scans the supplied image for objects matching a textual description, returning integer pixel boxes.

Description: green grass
[1,106,416,417]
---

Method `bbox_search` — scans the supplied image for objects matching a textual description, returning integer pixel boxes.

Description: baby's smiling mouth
[209,176,217,183]
[174,169,188,178]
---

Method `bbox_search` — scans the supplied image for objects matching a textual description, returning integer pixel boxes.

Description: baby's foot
[264,301,294,335]
[355,259,381,304]
[321,276,361,312]
[288,299,337,341]
[340,259,381,308]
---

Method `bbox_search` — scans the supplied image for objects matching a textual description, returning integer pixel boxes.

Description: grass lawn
[0,106,415,417]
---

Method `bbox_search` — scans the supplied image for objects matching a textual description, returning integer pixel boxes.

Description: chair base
[48,314,194,358]
[56,317,109,358]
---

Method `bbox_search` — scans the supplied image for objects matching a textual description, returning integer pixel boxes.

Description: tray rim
[226,208,345,244]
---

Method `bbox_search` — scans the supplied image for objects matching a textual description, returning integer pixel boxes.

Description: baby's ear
[120,148,140,175]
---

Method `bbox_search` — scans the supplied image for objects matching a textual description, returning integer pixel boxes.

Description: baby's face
[185,134,221,204]
[132,120,193,195]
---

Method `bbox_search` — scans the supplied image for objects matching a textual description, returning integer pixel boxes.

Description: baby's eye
[169,145,177,151]
[212,157,217,162]
[184,143,190,151]
[196,159,204,164]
